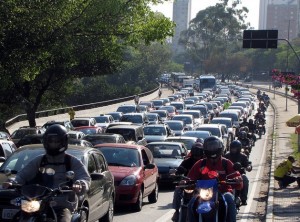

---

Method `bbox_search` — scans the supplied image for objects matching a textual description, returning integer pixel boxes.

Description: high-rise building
[259,0,299,40]
[172,0,192,54]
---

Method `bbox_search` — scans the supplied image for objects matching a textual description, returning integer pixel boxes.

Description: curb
[266,99,276,222]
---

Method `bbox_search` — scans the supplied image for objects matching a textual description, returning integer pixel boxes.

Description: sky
[151,0,260,29]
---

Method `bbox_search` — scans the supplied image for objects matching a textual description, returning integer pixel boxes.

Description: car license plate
[2,209,19,219]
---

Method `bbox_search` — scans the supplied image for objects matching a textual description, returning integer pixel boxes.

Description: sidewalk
[250,87,300,221]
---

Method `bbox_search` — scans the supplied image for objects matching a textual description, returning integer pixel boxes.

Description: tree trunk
[26,105,37,127]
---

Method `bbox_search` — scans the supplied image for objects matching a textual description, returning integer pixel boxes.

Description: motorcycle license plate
[2,209,19,219]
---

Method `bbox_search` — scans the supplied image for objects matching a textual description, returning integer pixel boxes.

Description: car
[181,130,212,141]
[151,99,165,110]
[41,120,75,132]
[119,113,149,125]
[139,101,155,111]
[67,130,86,140]
[116,104,139,114]
[210,117,236,141]
[143,124,174,143]
[95,143,159,211]
[195,124,230,152]
[15,134,44,148]
[83,133,126,146]
[68,138,94,147]
[146,113,163,125]
[0,140,17,162]
[71,117,97,128]
[138,105,150,113]
[165,136,198,151]
[0,145,115,222]
[189,105,210,123]
[170,101,186,111]
[180,110,205,126]
[164,120,187,136]
[74,126,103,135]
[158,105,178,118]
[0,132,11,141]
[10,126,44,144]
[105,124,147,146]
[150,110,170,122]
[93,114,114,131]
[171,114,196,131]
[219,110,241,128]
[106,112,124,122]
[146,142,188,184]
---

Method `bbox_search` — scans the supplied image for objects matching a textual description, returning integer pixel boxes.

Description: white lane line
[240,130,268,221]
[155,209,175,222]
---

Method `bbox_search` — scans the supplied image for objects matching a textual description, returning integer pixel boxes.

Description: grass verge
[290,134,300,163]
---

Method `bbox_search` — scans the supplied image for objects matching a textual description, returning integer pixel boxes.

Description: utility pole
[285,19,290,111]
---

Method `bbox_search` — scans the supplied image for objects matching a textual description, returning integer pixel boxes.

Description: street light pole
[285,19,291,111]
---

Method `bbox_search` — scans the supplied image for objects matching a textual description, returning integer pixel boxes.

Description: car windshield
[165,122,183,130]
[211,119,231,128]
[183,112,200,118]
[0,148,83,173]
[171,103,183,110]
[120,115,142,124]
[151,111,167,118]
[84,136,116,145]
[107,113,121,121]
[71,120,89,127]
[196,127,221,137]
[165,138,195,150]
[172,116,192,124]
[117,106,136,113]
[152,101,163,106]
[147,144,182,158]
[99,147,140,167]
[144,127,166,135]
[106,128,135,141]
[94,116,109,123]
[182,131,210,139]
[219,113,238,121]
[159,107,174,113]
[147,114,158,121]
[11,129,35,139]
[78,128,97,135]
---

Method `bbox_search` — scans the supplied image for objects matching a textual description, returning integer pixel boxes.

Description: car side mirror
[0,157,6,163]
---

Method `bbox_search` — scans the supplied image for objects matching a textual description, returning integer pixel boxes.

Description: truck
[182,78,195,88]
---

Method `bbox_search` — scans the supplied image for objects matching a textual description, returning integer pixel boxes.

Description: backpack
[200,158,229,175]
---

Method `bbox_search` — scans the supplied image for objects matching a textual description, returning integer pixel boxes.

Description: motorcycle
[179,163,241,222]
[256,124,264,139]
[5,170,88,222]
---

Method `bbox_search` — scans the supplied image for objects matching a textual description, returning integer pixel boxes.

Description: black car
[83,133,126,146]
[15,134,44,148]
[0,145,115,222]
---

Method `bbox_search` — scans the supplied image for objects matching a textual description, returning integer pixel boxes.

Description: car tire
[148,182,159,203]
[100,194,114,222]
[133,190,143,212]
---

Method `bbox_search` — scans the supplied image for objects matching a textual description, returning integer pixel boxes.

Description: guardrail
[5,84,160,128]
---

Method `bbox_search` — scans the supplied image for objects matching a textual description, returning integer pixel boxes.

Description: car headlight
[21,200,41,213]
[198,187,214,201]
[120,175,137,186]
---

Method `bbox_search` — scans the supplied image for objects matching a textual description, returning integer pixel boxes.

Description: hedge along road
[7,87,172,135]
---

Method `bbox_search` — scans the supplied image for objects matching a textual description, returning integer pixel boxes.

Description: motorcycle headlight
[198,187,214,201]
[21,200,41,213]
[120,175,137,186]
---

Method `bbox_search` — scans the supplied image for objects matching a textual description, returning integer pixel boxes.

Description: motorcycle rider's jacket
[239,138,250,147]
[187,157,243,193]
[248,123,256,133]
[176,157,200,176]
[15,152,91,210]
[224,152,249,175]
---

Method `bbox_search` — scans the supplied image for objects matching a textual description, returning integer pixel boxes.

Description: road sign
[243,30,278,49]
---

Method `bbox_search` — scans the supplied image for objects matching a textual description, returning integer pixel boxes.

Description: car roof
[106,124,142,129]
[146,141,183,146]
[196,124,222,129]
[94,143,145,150]
[15,144,97,152]
[166,136,198,140]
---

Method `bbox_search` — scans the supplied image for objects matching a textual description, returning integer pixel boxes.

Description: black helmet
[203,136,224,159]
[43,124,68,156]
[243,118,247,122]
[240,131,247,139]
[230,140,242,154]
[249,119,253,124]
[191,142,204,159]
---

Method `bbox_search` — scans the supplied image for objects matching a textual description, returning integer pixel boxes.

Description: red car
[94,143,159,211]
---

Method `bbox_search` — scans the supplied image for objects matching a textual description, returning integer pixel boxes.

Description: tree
[179,1,248,74]
[0,0,175,126]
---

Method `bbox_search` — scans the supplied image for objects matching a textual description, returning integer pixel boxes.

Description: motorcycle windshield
[21,184,49,200]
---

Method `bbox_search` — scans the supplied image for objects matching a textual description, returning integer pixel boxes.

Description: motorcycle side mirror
[65,171,75,180]
[233,162,242,171]
[4,168,12,176]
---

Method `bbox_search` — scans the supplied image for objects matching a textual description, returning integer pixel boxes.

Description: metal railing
[5,85,160,128]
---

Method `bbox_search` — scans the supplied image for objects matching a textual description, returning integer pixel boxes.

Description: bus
[198,75,216,91]
[170,72,191,89]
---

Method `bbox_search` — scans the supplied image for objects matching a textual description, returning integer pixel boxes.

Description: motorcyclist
[224,140,252,205]
[248,119,256,134]
[243,126,256,146]
[187,136,243,222]
[254,110,266,134]
[256,89,261,99]
[3,124,91,222]
[238,131,251,150]
[258,102,267,113]
[171,142,205,221]
[239,118,249,128]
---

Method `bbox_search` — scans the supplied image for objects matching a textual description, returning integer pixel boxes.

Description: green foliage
[0,0,174,126]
